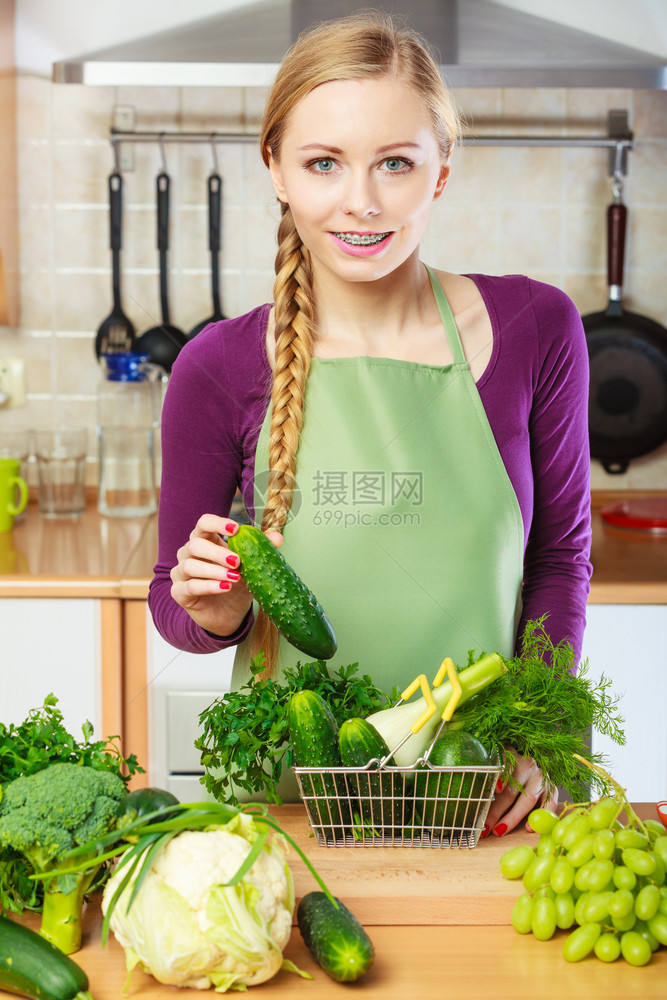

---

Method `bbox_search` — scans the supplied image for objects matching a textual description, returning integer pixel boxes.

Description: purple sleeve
[147,306,272,653]
[472,275,592,660]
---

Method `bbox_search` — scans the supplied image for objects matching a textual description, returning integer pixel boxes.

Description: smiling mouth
[332,232,391,246]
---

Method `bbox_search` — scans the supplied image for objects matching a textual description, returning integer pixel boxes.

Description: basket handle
[432,656,463,722]
[400,674,437,734]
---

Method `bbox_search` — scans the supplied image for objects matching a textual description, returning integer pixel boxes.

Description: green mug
[0,457,29,533]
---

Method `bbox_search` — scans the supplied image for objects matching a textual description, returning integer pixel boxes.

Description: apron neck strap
[424,263,467,365]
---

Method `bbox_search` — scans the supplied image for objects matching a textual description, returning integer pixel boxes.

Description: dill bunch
[447,618,626,801]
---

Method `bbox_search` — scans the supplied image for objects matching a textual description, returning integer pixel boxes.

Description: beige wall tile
[631,142,667,206]
[19,275,54,331]
[499,145,563,203]
[16,74,51,141]
[53,271,114,332]
[52,206,107,269]
[51,84,115,140]
[19,204,53,271]
[52,142,111,204]
[17,139,51,204]
[632,90,667,140]
[123,205,158,270]
[180,86,244,130]
[564,206,606,273]
[114,86,181,130]
[424,203,499,275]
[498,206,561,273]
[54,336,98,396]
[502,89,568,135]
[564,273,608,316]
[447,145,501,204]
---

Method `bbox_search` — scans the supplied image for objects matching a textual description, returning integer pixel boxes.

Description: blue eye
[311,158,335,173]
[381,157,412,173]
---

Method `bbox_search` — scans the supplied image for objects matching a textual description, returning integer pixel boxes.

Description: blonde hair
[252,12,462,672]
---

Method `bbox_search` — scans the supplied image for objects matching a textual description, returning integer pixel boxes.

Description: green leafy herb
[445,618,625,801]
[196,656,399,806]
[0,693,144,914]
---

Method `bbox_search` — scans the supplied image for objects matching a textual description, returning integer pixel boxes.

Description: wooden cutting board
[270,805,528,926]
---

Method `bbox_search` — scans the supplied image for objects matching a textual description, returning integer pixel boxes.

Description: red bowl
[657,801,667,830]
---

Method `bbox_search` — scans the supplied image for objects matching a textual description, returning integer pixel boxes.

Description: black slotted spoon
[95,171,136,358]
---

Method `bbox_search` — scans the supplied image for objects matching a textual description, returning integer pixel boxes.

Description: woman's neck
[311,256,441,358]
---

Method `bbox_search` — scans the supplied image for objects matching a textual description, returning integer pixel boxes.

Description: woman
[149,14,592,834]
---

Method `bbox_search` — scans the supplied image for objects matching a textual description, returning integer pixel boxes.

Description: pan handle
[607,201,627,302]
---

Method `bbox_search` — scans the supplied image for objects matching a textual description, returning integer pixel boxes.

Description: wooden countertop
[0,493,665,603]
[2,805,665,999]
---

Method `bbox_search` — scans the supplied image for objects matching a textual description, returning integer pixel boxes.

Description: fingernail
[225,553,239,567]
[219,580,232,591]
[225,521,237,534]
[492,822,508,837]
[480,823,490,839]
[226,570,241,582]
[496,779,504,793]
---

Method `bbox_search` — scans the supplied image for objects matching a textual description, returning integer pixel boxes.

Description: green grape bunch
[499,757,667,967]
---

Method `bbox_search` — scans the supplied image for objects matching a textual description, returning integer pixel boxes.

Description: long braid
[251,205,315,673]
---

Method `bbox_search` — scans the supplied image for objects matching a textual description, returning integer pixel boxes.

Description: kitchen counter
[1,493,666,602]
[2,805,665,999]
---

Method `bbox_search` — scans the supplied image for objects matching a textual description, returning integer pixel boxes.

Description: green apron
[232,265,524,799]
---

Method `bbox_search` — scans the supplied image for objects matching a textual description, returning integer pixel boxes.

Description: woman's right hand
[170,514,282,638]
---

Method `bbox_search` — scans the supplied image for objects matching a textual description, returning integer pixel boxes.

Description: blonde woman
[150,14,592,834]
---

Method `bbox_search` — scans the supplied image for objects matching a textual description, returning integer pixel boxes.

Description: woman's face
[268,74,450,284]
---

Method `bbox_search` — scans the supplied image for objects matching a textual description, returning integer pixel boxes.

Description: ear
[433,161,450,202]
[267,147,288,203]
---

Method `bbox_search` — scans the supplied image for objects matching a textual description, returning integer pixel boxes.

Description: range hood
[53,0,667,89]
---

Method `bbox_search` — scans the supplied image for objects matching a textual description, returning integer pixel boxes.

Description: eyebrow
[297,142,423,154]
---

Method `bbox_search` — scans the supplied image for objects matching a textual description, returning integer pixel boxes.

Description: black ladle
[188,171,226,339]
[135,171,187,373]
[95,171,136,358]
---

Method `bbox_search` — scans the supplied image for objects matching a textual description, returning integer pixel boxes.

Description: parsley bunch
[196,656,398,805]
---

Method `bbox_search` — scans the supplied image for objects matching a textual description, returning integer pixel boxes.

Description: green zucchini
[227,524,337,659]
[0,914,93,1000]
[288,691,350,837]
[338,718,407,833]
[297,892,374,983]
[118,786,179,822]
[416,729,491,830]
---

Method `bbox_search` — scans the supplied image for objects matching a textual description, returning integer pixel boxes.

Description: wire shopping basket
[293,658,502,848]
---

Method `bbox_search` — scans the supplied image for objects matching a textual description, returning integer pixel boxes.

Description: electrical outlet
[0,357,27,408]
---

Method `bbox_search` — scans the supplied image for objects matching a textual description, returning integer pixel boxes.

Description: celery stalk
[366,653,507,766]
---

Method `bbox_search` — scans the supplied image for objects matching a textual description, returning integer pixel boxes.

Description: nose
[341,170,380,219]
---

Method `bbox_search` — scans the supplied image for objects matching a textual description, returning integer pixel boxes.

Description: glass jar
[97,353,165,518]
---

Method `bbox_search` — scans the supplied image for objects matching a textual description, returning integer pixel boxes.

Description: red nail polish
[225,553,239,567]
[496,779,504,793]
[492,822,508,837]
[219,580,232,591]
[225,521,236,534]
[480,824,490,839]
[227,570,241,582]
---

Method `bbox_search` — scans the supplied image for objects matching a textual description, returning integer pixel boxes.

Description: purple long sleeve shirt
[148,273,592,661]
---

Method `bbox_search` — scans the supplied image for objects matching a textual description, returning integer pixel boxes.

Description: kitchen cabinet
[0,596,122,739]
[582,603,667,801]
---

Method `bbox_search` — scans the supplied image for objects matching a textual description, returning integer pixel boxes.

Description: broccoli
[0,762,126,954]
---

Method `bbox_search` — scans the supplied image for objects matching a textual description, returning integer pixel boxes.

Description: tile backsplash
[2,76,666,491]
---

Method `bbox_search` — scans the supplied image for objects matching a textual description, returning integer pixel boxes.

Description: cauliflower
[102,813,299,992]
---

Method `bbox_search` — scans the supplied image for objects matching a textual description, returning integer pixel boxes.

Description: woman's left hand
[482,747,558,838]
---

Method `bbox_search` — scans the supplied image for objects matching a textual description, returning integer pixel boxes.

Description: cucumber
[0,914,93,1000]
[288,691,350,837]
[296,892,374,983]
[416,729,491,830]
[227,525,337,659]
[338,718,407,833]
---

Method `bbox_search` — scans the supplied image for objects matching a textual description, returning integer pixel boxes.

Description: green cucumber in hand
[227,524,337,659]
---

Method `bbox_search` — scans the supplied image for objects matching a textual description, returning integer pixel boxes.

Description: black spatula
[95,171,135,358]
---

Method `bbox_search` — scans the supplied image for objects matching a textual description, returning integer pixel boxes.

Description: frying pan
[584,182,667,474]
[134,171,187,373]
[95,171,135,358]
[187,171,226,339]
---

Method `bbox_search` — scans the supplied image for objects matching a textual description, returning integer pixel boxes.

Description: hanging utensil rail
[109,110,634,174]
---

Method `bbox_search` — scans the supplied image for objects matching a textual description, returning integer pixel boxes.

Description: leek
[366,653,507,766]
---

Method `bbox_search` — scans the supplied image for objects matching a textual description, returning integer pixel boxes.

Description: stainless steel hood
[53,0,667,89]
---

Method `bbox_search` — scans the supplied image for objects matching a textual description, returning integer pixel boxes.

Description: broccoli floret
[0,762,126,954]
